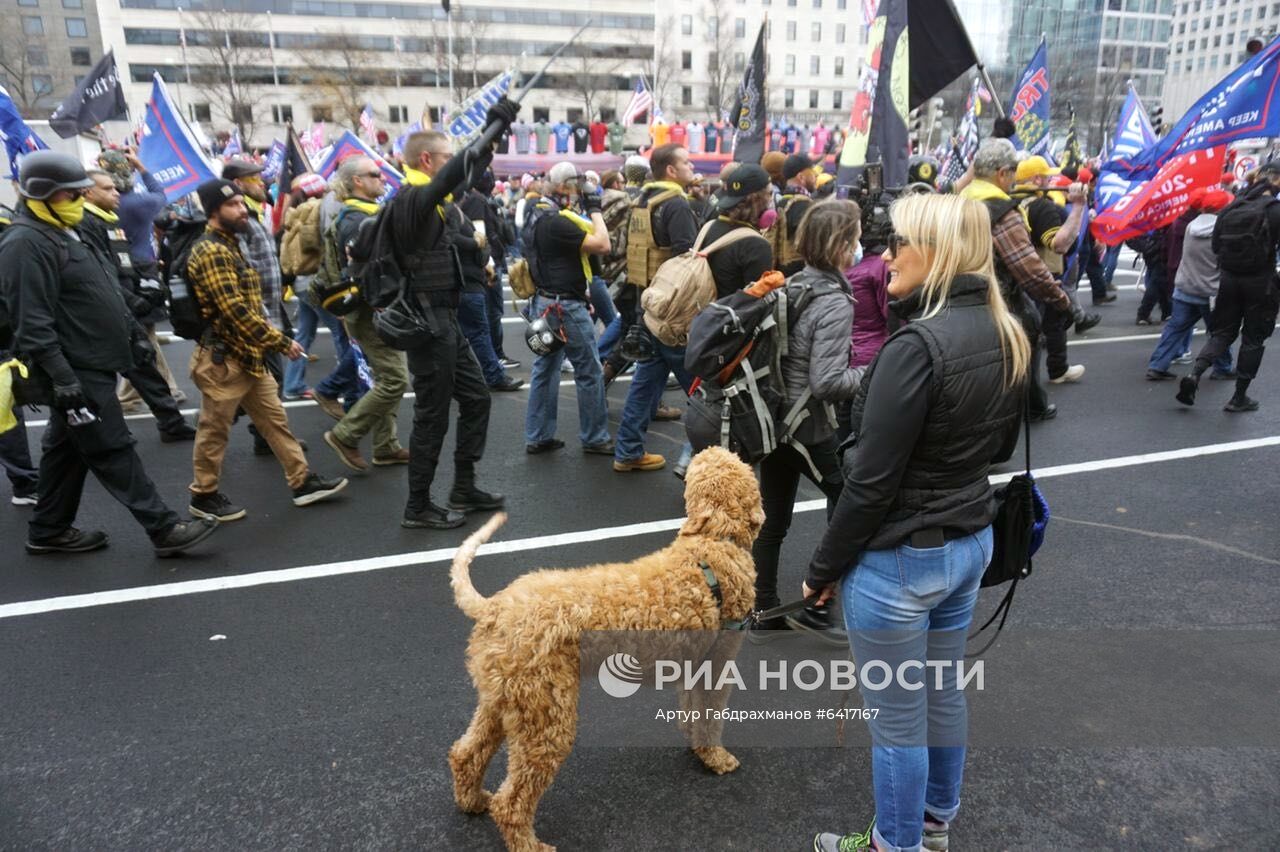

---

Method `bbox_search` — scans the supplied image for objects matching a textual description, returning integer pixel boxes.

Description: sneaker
[1048,364,1085,384]
[922,815,950,851]
[1073,312,1101,334]
[525,439,565,454]
[189,491,247,522]
[151,518,219,558]
[1092,294,1118,305]
[324,430,371,472]
[1136,316,1154,326]
[402,502,466,529]
[653,403,683,421]
[159,422,198,443]
[282,389,314,401]
[447,484,506,513]
[583,440,616,455]
[499,357,522,370]
[1028,404,1058,422]
[313,393,346,421]
[672,460,689,481]
[11,493,37,507]
[1209,370,1239,380]
[489,375,525,392]
[1171,352,1194,365]
[613,453,666,472]
[785,605,849,647]
[372,448,411,466]
[1145,368,1176,381]
[813,817,877,852]
[26,527,109,555]
[560,360,574,373]
[1224,395,1260,412]
[746,615,794,644]
[1176,375,1199,406]
[291,473,348,507]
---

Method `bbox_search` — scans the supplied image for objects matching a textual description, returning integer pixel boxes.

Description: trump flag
[137,73,216,202]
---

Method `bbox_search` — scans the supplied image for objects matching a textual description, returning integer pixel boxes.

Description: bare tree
[296,34,389,129]
[564,40,625,122]
[187,9,272,142]
[0,30,47,118]
[402,16,492,110]
[644,15,680,117]
[703,0,735,120]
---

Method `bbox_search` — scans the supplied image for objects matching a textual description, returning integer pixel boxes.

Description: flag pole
[268,12,280,87]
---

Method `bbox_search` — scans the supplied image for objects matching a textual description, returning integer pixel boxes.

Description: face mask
[852,245,864,267]
[757,208,778,231]
[31,196,85,228]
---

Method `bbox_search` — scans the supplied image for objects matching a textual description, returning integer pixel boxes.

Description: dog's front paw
[455,788,492,814]
[692,745,740,775]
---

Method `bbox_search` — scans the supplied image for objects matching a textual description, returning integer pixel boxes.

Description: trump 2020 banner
[447,72,512,145]
[1008,38,1052,160]
[137,73,216,202]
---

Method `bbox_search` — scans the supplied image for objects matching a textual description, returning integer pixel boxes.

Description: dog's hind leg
[450,694,505,814]
[488,681,577,852]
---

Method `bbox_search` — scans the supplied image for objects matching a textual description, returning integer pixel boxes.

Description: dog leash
[700,564,818,631]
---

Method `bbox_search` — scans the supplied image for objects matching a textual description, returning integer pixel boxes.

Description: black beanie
[197,178,243,216]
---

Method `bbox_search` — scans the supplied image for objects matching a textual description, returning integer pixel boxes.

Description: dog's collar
[701,562,749,631]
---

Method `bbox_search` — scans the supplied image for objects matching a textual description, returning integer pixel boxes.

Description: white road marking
[2,436,1277,621]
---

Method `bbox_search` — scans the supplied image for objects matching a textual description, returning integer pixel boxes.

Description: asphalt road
[2,266,1278,851]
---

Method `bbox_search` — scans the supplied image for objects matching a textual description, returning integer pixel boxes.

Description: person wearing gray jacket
[750,200,865,647]
[1147,190,1237,379]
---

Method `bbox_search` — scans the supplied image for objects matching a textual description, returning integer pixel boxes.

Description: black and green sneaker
[813,817,876,852]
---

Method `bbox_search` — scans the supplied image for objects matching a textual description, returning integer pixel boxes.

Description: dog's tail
[451,511,507,619]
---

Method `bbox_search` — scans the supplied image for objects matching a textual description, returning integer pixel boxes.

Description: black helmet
[617,322,655,361]
[906,155,940,189]
[525,306,567,357]
[18,151,94,201]
[372,296,435,350]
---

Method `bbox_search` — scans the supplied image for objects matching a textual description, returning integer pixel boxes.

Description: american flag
[940,79,981,186]
[620,80,652,125]
[359,104,378,144]
[862,0,879,28]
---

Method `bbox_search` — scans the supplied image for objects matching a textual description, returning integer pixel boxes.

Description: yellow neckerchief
[85,202,119,224]
[963,179,1029,227]
[344,197,379,216]
[403,166,449,221]
[1012,184,1068,208]
[557,206,594,283]
[244,196,263,221]
[717,215,759,232]
[642,180,688,200]
[26,200,69,229]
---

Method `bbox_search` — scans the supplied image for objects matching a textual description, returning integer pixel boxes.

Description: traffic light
[1149,104,1164,135]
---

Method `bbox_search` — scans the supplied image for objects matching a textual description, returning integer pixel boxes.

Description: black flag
[48,50,127,138]
[731,22,768,164]
[837,0,910,188]
[908,0,978,109]
[271,123,315,232]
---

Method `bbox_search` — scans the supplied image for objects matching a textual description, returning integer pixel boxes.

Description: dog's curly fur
[447,447,763,851]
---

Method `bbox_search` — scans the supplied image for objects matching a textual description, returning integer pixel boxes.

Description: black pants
[405,305,491,511]
[30,368,178,541]
[1138,260,1173,321]
[1193,274,1280,381]
[123,357,187,434]
[1040,302,1074,380]
[0,406,38,498]
[750,437,844,611]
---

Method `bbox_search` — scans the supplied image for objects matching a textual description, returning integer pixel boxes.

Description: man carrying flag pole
[730,22,768,163]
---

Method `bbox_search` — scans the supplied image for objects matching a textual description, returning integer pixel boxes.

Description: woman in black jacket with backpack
[808,194,1030,852]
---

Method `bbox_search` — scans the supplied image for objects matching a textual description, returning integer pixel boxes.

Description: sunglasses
[887,232,911,255]
[362,171,385,179]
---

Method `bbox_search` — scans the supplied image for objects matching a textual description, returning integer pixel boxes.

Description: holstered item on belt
[908,527,947,549]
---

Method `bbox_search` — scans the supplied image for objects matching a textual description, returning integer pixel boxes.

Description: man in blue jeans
[612,143,698,473]
[524,162,614,454]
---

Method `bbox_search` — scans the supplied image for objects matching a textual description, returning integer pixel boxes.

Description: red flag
[1090,146,1227,245]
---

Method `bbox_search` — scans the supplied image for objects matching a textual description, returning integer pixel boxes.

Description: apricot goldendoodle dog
[447,447,763,851]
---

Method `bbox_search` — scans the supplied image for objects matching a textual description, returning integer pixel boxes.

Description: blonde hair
[888,193,1030,386]
[795,199,862,272]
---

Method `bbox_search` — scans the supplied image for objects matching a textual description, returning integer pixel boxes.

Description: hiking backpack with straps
[507,199,557,301]
[682,270,838,466]
[1212,189,1278,275]
[625,189,681,288]
[641,221,767,347]
[308,206,363,315]
[279,197,324,276]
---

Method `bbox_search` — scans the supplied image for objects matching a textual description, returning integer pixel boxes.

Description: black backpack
[160,216,213,341]
[683,273,835,467]
[345,206,400,309]
[1213,188,1278,275]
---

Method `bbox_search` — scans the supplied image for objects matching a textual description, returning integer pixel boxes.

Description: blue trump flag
[446,71,512,144]
[138,73,216,201]
[1119,35,1280,177]
[1094,86,1158,214]
[0,85,49,179]
[261,139,285,181]
[315,130,403,189]
[1007,38,1053,160]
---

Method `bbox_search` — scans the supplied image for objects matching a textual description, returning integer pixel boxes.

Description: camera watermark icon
[598,652,644,698]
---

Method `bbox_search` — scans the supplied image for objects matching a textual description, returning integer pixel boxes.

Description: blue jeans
[458,290,508,386]
[284,298,350,395]
[614,331,692,462]
[524,295,610,446]
[315,345,367,408]
[1149,294,1234,373]
[841,525,993,852]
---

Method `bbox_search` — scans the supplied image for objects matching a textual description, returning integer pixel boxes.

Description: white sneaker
[11,494,37,506]
[1049,364,1086,384]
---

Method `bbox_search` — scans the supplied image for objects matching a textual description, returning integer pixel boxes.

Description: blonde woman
[807,193,1030,852]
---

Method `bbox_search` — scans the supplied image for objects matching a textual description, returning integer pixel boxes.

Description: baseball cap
[547,161,581,187]
[221,158,264,180]
[293,172,328,199]
[197,178,243,216]
[715,164,771,210]
[783,153,817,181]
[1015,155,1060,183]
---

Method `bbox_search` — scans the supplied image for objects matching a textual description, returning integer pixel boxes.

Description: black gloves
[581,193,603,216]
[131,332,157,366]
[484,97,520,130]
[52,382,87,412]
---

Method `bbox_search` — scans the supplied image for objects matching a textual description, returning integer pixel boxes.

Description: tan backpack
[766,195,809,270]
[625,189,680,288]
[280,198,324,276]
[641,222,769,347]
